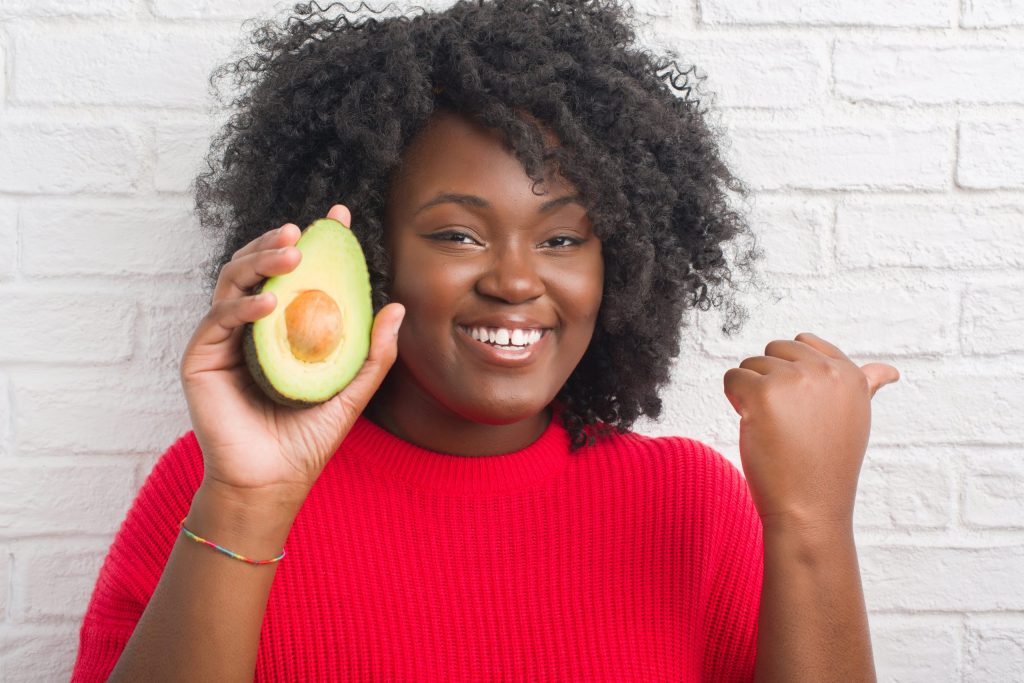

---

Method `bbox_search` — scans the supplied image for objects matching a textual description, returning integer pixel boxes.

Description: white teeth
[464,326,544,348]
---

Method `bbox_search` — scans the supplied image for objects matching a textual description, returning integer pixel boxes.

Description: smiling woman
[70,1,891,681]
[371,110,605,454]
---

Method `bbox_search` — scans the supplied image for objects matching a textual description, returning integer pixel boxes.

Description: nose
[475,244,545,304]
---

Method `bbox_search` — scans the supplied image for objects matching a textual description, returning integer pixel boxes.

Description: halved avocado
[243,218,373,408]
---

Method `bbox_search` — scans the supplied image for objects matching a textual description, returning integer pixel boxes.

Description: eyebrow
[413,192,584,216]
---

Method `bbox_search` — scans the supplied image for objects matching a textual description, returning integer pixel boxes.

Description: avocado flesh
[243,218,373,407]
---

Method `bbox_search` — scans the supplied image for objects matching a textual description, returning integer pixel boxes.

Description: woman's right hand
[179,204,404,510]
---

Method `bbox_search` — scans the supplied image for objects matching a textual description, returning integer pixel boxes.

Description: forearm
[108,482,300,682]
[754,521,877,683]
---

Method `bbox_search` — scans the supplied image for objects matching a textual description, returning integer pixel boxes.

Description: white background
[1,0,1022,679]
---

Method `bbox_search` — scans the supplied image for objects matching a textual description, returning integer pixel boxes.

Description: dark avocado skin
[240,218,367,409]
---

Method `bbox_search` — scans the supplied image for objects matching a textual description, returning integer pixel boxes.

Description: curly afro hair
[195,0,762,449]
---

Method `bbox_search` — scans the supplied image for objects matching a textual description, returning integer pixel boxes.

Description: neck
[367,372,551,457]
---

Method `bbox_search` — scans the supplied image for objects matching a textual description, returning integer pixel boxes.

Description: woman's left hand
[723,332,901,532]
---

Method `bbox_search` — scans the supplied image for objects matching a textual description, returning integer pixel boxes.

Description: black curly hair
[194,0,762,449]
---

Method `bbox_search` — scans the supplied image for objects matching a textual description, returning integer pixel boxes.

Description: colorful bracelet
[178,518,286,565]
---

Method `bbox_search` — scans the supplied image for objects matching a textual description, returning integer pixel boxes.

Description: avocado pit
[284,289,343,363]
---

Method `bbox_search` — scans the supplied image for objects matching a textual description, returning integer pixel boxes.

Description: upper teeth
[466,326,543,347]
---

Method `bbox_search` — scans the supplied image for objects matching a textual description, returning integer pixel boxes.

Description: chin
[451,392,552,426]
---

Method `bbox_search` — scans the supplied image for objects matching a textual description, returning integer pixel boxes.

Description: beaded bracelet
[178,518,286,565]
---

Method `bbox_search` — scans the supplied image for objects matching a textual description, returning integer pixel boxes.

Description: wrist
[184,480,305,559]
[761,513,857,566]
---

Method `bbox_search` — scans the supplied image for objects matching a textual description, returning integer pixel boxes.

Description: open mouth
[457,325,548,350]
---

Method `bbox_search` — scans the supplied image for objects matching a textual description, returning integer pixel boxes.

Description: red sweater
[73,414,763,681]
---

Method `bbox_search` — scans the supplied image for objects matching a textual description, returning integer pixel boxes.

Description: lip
[456,314,554,330]
[455,324,552,368]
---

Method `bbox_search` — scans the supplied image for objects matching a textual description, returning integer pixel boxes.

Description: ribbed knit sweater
[73,414,764,681]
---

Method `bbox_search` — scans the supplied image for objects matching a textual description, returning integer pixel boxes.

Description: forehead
[389,109,577,205]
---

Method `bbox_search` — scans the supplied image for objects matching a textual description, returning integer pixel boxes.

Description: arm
[722,331,899,681]
[84,204,403,681]
[108,483,301,682]
[754,519,875,682]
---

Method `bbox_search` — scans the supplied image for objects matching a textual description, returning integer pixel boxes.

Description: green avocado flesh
[243,218,373,407]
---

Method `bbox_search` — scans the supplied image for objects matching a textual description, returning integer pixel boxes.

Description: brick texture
[958,120,1024,189]
[1,0,1023,679]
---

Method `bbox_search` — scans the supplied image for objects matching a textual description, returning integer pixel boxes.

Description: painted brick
[21,199,211,276]
[727,125,950,191]
[870,616,961,681]
[0,462,135,536]
[745,196,830,275]
[962,0,1024,27]
[0,546,8,621]
[0,123,140,194]
[154,121,219,193]
[151,0,459,19]
[0,200,15,280]
[699,0,949,27]
[861,544,1024,611]
[0,0,135,18]
[965,618,1024,679]
[835,42,1024,105]
[0,626,79,682]
[869,361,1024,445]
[647,35,823,108]
[836,201,1024,269]
[11,542,108,622]
[638,353,739,455]
[14,367,190,455]
[855,448,953,530]
[150,0,298,19]
[0,289,135,364]
[963,284,1024,355]
[137,287,211,374]
[964,449,1024,528]
[699,286,958,358]
[0,32,5,108]
[959,120,1024,189]
[11,26,238,108]
[0,374,10,458]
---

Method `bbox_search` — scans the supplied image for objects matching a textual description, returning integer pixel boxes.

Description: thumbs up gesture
[723,332,900,532]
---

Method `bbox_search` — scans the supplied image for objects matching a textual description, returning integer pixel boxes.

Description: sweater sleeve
[71,432,204,683]
[696,442,764,683]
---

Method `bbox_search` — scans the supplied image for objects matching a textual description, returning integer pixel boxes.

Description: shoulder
[595,428,744,484]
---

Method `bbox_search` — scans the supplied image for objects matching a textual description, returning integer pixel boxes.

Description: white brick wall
[0,0,1022,680]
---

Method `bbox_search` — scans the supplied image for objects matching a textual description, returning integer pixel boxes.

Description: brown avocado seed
[284,289,344,363]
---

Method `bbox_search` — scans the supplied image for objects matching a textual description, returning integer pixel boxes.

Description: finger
[763,338,821,362]
[794,332,851,362]
[231,223,301,262]
[321,303,406,426]
[860,362,901,398]
[212,246,301,304]
[326,204,352,227]
[738,354,790,375]
[182,292,274,358]
[723,366,762,418]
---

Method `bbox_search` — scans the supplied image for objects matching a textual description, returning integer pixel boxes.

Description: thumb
[861,362,900,399]
[323,303,405,425]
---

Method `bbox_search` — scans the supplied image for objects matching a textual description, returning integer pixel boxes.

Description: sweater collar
[339,410,573,496]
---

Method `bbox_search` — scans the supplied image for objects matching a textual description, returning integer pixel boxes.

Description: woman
[73,0,898,680]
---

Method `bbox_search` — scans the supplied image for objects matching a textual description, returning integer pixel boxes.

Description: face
[382,110,603,426]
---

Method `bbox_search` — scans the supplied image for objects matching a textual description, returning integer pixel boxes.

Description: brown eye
[543,235,583,248]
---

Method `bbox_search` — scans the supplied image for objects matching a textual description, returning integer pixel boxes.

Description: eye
[426,230,480,245]
[542,235,584,248]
